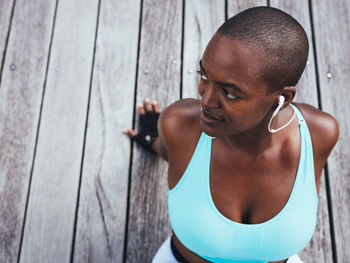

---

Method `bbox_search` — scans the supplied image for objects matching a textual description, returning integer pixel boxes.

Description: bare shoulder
[292,102,339,158]
[158,98,202,159]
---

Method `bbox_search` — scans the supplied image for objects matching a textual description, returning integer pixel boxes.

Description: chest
[168,135,302,225]
[208,148,300,224]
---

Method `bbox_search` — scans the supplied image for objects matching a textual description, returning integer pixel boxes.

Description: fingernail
[145,98,150,102]
[138,103,143,107]
[153,100,157,104]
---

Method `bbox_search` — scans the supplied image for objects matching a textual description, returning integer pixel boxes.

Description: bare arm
[150,136,168,161]
[296,103,339,173]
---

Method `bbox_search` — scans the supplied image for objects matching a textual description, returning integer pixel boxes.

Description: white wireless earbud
[272,95,285,117]
[268,95,296,133]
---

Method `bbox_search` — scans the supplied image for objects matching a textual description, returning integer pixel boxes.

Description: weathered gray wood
[0,0,14,75]
[227,0,267,17]
[312,1,350,262]
[72,1,141,263]
[306,174,334,263]
[125,0,183,262]
[182,0,225,98]
[19,0,99,262]
[0,0,56,262]
[269,2,333,262]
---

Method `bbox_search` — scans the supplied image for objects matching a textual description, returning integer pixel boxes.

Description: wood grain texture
[307,172,334,263]
[72,1,141,263]
[227,0,267,17]
[125,0,183,262]
[0,0,14,76]
[0,1,56,262]
[18,0,99,262]
[312,0,350,262]
[182,0,225,99]
[269,2,333,263]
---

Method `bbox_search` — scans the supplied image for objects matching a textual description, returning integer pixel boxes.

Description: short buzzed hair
[218,6,309,93]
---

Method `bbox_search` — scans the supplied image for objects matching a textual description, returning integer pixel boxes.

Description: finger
[123,129,137,137]
[152,100,161,113]
[144,98,152,112]
[138,103,146,115]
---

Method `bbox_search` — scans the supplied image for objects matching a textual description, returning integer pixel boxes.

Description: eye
[222,88,238,100]
[196,70,208,81]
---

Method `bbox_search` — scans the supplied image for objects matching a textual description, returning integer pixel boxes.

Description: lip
[200,110,224,124]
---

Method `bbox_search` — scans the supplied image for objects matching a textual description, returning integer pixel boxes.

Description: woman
[124,6,339,263]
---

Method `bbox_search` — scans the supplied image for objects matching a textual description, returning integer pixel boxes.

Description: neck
[219,106,293,157]
[222,123,274,158]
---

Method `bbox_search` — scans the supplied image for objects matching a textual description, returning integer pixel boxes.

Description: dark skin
[124,33,339,263]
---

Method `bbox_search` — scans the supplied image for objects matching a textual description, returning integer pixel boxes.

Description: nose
[200,84,219,109]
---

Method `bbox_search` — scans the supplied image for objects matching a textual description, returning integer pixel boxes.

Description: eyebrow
[199,60,245,94]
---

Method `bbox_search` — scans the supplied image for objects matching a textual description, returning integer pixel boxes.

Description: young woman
[124,6,339,263]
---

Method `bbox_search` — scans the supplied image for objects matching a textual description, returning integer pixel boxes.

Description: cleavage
[208,138,300,224]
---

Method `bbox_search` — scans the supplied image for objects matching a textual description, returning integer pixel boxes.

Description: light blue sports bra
[168,104,319,263]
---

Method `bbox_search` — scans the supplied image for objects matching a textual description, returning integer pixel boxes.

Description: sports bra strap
[290,104,305,124]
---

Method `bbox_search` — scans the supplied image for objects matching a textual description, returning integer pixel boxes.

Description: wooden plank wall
[73,1,141,263]
[126,0,183,261]
[0,1,349,263]
[19,0,99,261]
[0,0,57,262]
[0,0,15,75]
[182,0,225,99]
[311,1,350,263]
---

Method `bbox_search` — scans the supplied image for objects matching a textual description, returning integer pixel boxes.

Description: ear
[281,86,296,109]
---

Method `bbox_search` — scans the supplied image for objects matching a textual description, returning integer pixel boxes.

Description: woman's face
[198,33,277,137]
